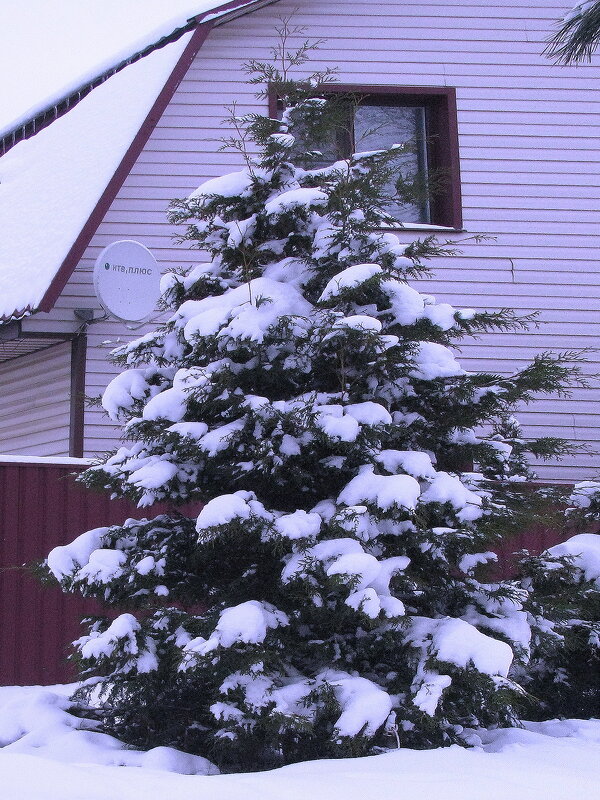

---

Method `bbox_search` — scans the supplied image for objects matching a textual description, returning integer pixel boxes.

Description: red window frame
[269,85,462,230]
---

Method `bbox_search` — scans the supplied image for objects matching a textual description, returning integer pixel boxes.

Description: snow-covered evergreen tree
[43,34,589,771]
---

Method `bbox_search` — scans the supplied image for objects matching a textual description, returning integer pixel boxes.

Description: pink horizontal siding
[0,343,71,457]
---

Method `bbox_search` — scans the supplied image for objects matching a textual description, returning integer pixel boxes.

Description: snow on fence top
[0,455,93,465]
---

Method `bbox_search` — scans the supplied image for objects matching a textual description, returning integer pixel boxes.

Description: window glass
[353,103,430,224]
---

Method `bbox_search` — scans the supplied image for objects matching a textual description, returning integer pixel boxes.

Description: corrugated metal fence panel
[0,461,204,686]
[0,456,584,685]
[491,522,585,580]
[0,342,71,457]
[0,462,141,685]
[0,460,578,685]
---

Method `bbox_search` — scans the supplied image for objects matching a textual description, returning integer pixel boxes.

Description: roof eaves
[0,306,36,325]
[195,0,280,24]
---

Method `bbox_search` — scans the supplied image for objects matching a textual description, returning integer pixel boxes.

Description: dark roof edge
[38,21,215,313]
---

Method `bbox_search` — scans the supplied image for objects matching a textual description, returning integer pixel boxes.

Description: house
[2,0,599,685]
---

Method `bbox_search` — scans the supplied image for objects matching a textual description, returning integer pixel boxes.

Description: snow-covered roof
[0,34,193,321]
[0,1,261,141]
[0,0,271,322]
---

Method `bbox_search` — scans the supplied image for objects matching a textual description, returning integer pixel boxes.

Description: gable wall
[39,0,600,480]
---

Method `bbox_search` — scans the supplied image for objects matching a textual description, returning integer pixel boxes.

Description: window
[270,86,462,229]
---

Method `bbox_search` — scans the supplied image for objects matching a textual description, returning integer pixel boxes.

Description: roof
[0,0,264,145]
[0,0,273,322]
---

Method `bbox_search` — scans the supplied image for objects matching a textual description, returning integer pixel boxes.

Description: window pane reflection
[353,104,430,224]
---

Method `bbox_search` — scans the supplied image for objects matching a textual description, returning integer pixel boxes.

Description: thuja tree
[43,46,585,771]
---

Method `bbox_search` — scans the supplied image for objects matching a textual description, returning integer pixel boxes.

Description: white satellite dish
[93,240,161,323]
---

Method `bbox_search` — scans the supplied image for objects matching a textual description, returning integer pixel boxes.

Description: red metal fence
[0,460,575,687]
[0,460,142,685]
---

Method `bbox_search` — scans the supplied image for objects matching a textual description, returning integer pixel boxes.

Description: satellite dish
[93,240,161,323]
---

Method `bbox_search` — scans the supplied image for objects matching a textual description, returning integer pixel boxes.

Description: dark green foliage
[517,548,600,718]
[546,1,600,63]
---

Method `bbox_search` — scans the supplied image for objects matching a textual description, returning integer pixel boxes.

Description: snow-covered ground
[1,684,598,800]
